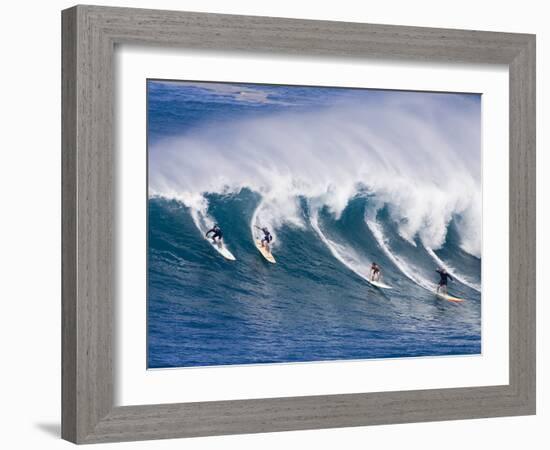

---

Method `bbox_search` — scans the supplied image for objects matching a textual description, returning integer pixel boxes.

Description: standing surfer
[255,225,273,253]
[370,262,381,282]
[206,224,224,247]
[436,268,453,294]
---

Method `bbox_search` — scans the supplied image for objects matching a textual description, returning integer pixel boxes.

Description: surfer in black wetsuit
[436,268,453,294]
[370,262,381,282]
[255,226,273,252]
[206,224,223,247]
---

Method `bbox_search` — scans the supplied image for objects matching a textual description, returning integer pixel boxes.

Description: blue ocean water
[147,80,482,368]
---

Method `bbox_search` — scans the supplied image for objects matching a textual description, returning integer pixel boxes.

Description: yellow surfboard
[255,240,276,263]
[436,292,464,303]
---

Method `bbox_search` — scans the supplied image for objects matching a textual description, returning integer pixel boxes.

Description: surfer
[205,224,223,247]
[255,225,273,252]
[436,268,453,294]
[370,262,381,282]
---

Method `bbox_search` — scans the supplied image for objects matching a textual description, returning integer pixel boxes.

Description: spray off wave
[149,94,481,290]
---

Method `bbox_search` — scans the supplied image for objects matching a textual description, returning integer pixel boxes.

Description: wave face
[147,81,482,368]
[148,194,481,368]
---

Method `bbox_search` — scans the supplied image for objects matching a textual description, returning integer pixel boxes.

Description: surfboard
[255,240,276,263]
[435,292,464,303]
[208,239,236,261]
[368,279,392,289]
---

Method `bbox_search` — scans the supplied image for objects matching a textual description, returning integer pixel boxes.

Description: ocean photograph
[147,80,482,369]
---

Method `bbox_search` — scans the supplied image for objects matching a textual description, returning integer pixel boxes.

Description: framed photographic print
[62,5,536,444]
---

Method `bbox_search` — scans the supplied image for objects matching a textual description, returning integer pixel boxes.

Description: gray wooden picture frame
[61,5,536,444]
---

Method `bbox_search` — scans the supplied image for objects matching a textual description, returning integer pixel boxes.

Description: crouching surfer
[206,224,224,248]
[436,268,453,295]
[255,225,273,253]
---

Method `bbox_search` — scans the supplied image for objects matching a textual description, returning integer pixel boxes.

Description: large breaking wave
[149,94,481,293]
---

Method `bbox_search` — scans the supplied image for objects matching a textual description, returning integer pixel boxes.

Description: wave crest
[150,95,481,256]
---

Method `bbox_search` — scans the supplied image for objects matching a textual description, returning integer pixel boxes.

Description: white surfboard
[435,292,464,303]
[208,239,236,261]
[255,240,276,263]
[368,278,392,289]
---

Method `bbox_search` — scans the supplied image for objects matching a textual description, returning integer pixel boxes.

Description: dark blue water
[147,194,481,368]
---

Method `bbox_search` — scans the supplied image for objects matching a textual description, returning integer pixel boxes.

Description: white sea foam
[149,93,481,257]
